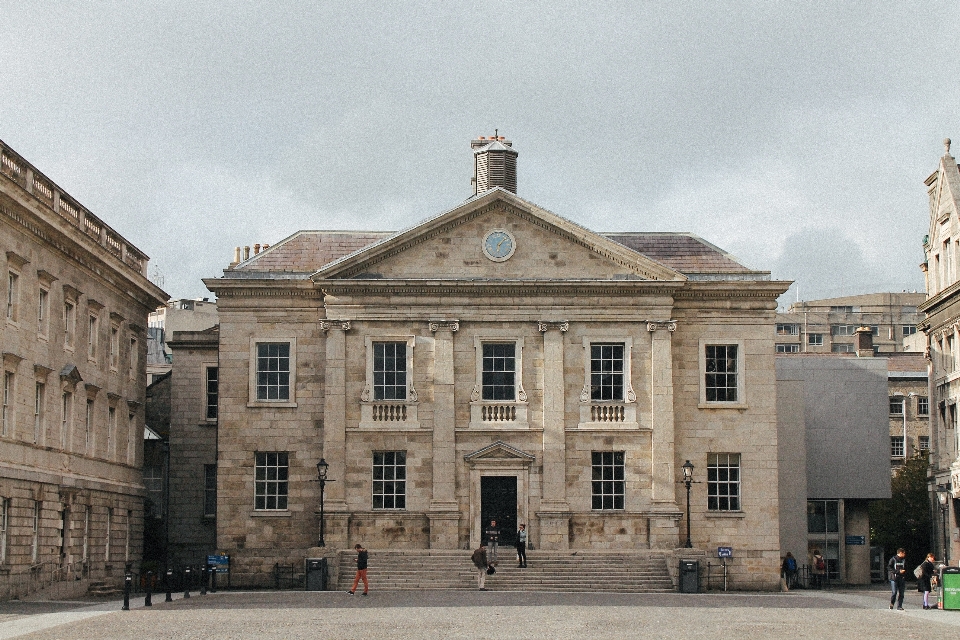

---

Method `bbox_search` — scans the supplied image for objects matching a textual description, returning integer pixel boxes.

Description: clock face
[483,229,516,262]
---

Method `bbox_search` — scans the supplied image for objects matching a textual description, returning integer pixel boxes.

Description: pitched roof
[603,232,760,276]
[233,230,393,273]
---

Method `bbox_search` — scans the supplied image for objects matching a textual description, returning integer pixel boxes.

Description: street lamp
[681,460,694,549]
[316,458,330,547]
[938,487,950,565]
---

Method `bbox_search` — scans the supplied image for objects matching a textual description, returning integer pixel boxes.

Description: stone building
[188,137,790,589]
[920,138,960,565]
[775,292,924,355]
[0,138,167,598]
[147,298,218,384]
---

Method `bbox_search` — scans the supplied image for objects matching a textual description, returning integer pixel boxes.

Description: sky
[2,2,955,308]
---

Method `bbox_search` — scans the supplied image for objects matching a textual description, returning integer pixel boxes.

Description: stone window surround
[203,363,218,423]
[108,313,124,372]
[247,337,298,408]
[578,335,638,429]
[358,335,419,430]
[469,334,528,430]
[62,285,81,352]
[6,251,29,328]
[707,452,742,512]
[698,338,747,409]
[2,353,23,439]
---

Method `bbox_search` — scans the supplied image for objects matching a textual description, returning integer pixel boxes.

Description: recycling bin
[941,567,960,609]
[305,557,328,591]
[679,559,700,593]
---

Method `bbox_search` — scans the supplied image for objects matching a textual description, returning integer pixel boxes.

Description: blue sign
[845,536,865,546]
[208,554,230,573]
[718,547,733,558]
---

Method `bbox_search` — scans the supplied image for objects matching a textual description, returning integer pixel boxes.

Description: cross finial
[946,138,952,155]
[495,128,498,139]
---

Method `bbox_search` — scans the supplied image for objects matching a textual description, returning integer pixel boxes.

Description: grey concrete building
[0,138,167,599]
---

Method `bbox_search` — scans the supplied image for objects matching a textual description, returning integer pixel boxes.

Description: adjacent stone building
[187,137,791,589]
[0,138,167,598]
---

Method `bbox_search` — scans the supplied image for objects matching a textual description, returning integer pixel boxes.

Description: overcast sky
[3,2,955,307]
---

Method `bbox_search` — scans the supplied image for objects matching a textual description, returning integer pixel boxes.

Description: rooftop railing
[0,139,149,277]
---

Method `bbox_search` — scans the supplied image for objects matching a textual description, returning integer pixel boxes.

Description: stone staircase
[87,579,124,597]
[335,549,675,593]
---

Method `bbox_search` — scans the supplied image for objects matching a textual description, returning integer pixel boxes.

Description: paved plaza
[1,587,959,639]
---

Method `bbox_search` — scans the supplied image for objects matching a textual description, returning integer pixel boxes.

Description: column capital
[320,320,351,331]
[538,321,569,333]
[646,320,677,333]
[429,321,459,333]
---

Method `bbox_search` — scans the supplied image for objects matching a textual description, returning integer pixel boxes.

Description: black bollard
[165,569,173,602]
[210,566,217,593]
[184,567,191,599]
[122,571,132,611]
[144,570,153,606]
[200,565,207,595]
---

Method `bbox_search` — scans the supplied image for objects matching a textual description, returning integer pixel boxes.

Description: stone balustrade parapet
[0,138,150,277]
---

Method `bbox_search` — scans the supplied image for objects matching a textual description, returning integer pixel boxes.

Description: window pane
[591,450,625,510]
[372,450,407,510]
[707,453,741,512]
[256,343,290,401]
[374,342,407,401]
[590,344,624,401]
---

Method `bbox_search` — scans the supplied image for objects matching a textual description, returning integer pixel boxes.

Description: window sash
[707,453,741,511]
[590,451,625,510]
[372,451,406,509]
[808,333,824,346]
[890,436,905,458]
[204,464,217,517]
[373,342,406,401]
[482,343,515,401]
[705,345,738,402]
[206,366,219,420]
[590,343,624,401]
[254,452,288,510]
[256,343,290,401]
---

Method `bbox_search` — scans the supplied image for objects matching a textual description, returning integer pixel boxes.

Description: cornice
[204,278,323,299]
[318,279,685,298]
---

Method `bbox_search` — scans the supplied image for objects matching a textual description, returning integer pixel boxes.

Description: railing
[371,403,408,422]
[0,139,151,277]
[481,404,517,422]
[590,404,626,423]
[0,560,91,601]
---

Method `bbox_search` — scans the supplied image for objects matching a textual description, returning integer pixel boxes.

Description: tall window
[808,333,824,346]
[591,451,625,510]
[918,436,930,451]
[82,506,90,562]
[704,345,738,402]
[373,342,406,400]
[31,501,40,563]
[254,452,288,510]
[88,314,99,360]
[707,453,741,511]
[85,399,94,453]
[205,366,218,420]
[807,499,840,580]
[107,406,116,458]
[891,436,905,458]
[373,451,406,509]
[482,343,515,400]
[2,371,12,436]
[0,498,8,563]
[104,507,112,564]
[109,325,120,370]
[129,336,138,379]
[256,343,290,401]
[34,382,44,444]
[125,509,131,561]
[204,464,217,517]
[918,396,929,417]
[6,272,18,322]
[590,343,624,401]
[144,466,163,514]
[38,288,49,337]
[64,301,76,349]
[61,391,72,450]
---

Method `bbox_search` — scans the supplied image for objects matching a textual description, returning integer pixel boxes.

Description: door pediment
[464,440,536,466]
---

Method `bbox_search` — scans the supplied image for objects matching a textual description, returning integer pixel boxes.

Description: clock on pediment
[482,229,516,262]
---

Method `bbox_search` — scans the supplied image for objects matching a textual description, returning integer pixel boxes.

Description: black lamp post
[682,460,694,549]
[317,458,330,547]
[938,488,950,565]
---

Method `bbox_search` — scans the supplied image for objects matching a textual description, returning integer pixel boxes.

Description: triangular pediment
[312,189,685,283]
[464,440,536,462]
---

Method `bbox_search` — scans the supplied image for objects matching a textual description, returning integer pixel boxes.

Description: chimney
[855,326,874,357]
[471,132,518,195]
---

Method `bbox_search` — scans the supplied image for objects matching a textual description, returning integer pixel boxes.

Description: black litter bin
[679,559,700,593]
[305,558,328,591]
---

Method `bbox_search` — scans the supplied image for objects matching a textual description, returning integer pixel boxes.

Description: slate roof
[603,232,757,275]
[233,230,393,273]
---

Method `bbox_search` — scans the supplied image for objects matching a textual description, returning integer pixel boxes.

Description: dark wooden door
[480,476,517,547]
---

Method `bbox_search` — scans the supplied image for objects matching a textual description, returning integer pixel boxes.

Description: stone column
[320,320,350,547]
[428,321,460,548]
[646,320,682,548]
[536,321,571,549]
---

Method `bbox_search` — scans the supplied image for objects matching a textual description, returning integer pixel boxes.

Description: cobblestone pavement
[1,587,958,639]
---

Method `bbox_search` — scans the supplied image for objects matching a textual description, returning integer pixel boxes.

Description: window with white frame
[2,371,12,437]
[776,343,799,353]
[482,343,516,400]
[903,325,917,337]
[591,451,625,510]
[373,342,407,400]
[808,333,824,346]
[776,323,799,335]
[831,324,856,336]
[470,336,526,428]
[889,397,904,416]
[707,453,741,511]
[204,464,217,517]
[831,343,854,353]
[918,396,929,416]
[590,343,624,400]
[205,366,218,420]
[830,305,855,313]
[254,452,288,510]
[891,436,904,458]
[703,344,739,403]
[373,451,406,509]
[919,436,930,451]
[579,337,636,426]
[256,343,290,401]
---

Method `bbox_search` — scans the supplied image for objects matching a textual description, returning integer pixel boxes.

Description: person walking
[472,543,490,591]
[888,548,907,610]
[516,523,527,568]
[918,552,937,609]
[782,552,797,589]
[485,520,500,564]
[347,543,369,596]
[811,549,826,589]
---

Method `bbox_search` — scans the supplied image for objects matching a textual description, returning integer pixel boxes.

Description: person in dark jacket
[918,553,937,609]
[348,543,369,595]
[471,544,489,590]
[781,552,797,589]
[888,548,907,610]
[485,520,500,563]
[516,523,527,568]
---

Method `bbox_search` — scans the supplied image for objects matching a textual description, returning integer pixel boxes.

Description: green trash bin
[941,567,960,610]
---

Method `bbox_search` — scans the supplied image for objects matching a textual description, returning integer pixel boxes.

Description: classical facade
[193,138,790,589]
[920,138,960,565]
[0,139,167,598]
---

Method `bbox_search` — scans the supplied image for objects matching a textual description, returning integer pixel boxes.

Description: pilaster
[647,320,678,506]
[320,319,350,512]
[428,321,460,546]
